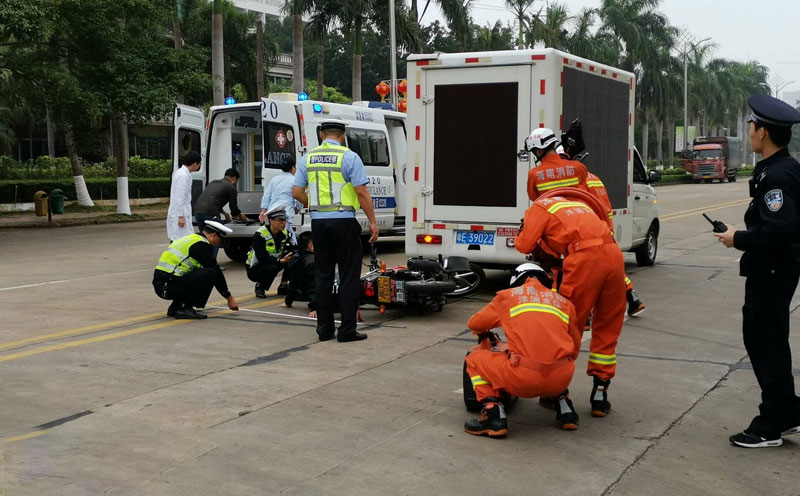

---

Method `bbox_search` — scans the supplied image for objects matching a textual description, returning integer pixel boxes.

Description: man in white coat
[167,151,201,241]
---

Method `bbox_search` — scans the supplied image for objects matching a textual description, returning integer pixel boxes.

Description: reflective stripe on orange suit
[527,153,590,202]
[587,172,635,293]
[514,196,626,380]
[465,277,580,402]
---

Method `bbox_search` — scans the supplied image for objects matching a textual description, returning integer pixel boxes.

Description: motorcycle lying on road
[360,244,466,314]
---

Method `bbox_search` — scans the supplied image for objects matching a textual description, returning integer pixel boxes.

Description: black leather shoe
[254,283,266,299]
[175,307,207,320]
[318,333,335,341]
[167,302,180,317]
[337,331,368,342]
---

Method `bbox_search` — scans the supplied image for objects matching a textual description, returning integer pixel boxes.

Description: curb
[0,212,167,229]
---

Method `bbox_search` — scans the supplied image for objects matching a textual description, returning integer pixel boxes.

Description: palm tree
[411,0,473,50]
[525,2,570,49]
[505,0,536,49]
[475,21,506,51]
[284,0,311,94]
[305,0,338,100]
[211,0,224,105]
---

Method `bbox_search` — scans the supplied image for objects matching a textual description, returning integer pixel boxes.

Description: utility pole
[389,0,398,108]
[678,30,710,154]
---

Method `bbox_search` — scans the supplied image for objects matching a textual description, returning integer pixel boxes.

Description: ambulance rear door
[172,104,206,206]
[261,98,302,193]
[423,65,532,224]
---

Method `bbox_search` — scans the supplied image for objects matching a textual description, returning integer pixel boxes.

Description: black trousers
[743,267,800,437]
[246,263,283,290]
[311,218,362,338]
[153,268,216,309]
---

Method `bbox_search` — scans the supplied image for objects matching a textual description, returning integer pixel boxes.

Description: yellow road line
[0,297,282,364]
[661,198,750,222]
[3,430,48,444]
[0,295,261,352]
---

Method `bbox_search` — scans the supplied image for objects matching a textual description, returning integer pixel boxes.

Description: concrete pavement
[1,182,799,495]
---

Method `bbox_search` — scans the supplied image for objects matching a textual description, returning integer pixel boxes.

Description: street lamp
[678,31,711,153]
[774,78,795,100]
[388,0,398,108]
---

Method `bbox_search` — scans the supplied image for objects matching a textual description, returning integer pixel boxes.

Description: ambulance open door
[172,104,207,207]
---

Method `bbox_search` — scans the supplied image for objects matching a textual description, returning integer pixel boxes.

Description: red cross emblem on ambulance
[275,130,287,148]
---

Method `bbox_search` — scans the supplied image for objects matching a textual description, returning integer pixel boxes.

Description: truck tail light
[416,234,442,245]
[364,281,375,297]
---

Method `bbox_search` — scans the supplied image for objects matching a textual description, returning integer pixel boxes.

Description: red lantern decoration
[398,98,408,113]
[375,81,391,101]
[397,79,408,97]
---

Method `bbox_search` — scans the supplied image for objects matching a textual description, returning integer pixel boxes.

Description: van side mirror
[648,169,662,184]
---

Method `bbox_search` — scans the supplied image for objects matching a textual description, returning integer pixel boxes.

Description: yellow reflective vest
[306,142,360,212]
[155,233,207,277]
[246,227,290,267]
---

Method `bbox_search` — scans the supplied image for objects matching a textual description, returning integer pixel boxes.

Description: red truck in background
[681,136,744,183]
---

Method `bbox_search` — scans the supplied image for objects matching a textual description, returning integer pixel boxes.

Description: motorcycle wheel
[446,263,485,297]
[405,280,457,295]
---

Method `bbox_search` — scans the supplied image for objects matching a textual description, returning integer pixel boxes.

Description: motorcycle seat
[406,258,442,274]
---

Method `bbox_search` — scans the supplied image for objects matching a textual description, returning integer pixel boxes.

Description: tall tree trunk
[316,37,325,100]
[655,119,664,165]
[64,123,94,206]
[292,13,304,93]
[352,17,363,101]
[211,0,224,105]
[46,103,56,156]
[667,112,675,167]
[256,17,264,98]
[518,15,524,49]
[641,105,650,162]
[114,114,131,215]
[173,16,184,104]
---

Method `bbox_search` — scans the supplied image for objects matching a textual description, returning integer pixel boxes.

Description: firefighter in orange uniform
[515,195,626,426]
[585,170,646,317]
[464,264,581,437]
[525,127,590,202]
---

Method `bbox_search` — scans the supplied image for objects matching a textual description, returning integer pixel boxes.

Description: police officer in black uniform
[715,94,800,448]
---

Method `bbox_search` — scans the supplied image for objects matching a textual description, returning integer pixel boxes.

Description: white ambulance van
[172,96,408,261]
[404,48,660,291]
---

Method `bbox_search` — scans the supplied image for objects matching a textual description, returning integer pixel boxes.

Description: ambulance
[172,95,408,261]
[404,48,661,291]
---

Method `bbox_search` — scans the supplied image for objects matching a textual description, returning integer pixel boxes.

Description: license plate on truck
[455,231,495,246]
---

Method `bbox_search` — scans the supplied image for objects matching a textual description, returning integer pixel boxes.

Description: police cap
[266,204,288,220]
[319,119,346,132]
[203,220,232,237]
[747,94,800,127]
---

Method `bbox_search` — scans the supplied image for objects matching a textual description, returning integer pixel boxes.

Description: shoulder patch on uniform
[765,188,783,212]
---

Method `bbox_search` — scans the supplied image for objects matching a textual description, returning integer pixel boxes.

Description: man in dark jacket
[281,231,317,318]
[194,168,248,259]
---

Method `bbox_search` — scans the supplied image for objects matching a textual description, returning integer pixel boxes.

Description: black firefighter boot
[555,390,579,430]
[627,289,646,317]
[591,377,612,417]
[464,398,508,438]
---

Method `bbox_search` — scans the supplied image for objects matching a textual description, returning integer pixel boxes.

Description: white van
[172,96,408,261]
[404,48,660,289]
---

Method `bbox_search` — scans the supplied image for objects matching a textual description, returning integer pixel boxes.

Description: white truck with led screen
[404,48,661,287]
[172,95,408,262]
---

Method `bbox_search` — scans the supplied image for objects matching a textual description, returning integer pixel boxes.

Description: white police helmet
[509,262,549,288]
[556,145,566,155]
[525,127,559,152]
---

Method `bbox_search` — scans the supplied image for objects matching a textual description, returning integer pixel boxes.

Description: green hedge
[0,177,170,203]
[0,156,171,180]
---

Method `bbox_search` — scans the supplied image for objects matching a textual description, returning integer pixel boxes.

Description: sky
[424,0,800,105]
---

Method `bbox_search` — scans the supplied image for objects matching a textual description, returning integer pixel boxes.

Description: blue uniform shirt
[261,171,302,219]
[294,138,369,220]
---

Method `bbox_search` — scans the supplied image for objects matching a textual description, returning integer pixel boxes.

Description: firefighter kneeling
[464,263,581,437]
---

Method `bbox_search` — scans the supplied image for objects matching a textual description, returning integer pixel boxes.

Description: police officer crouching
[247,204,295,298]
[715,94,800,448]
[153,220,240,319]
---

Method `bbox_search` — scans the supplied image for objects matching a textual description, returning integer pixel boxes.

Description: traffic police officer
[715,94,800,448]
[246,204,295,298]
[153,220,240,319]
[292,119,379,342]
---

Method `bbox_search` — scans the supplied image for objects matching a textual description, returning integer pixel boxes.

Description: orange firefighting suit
[465,277,581,402]
[586,173,635,293]
[514,196,626,380]
[527,153,590,202]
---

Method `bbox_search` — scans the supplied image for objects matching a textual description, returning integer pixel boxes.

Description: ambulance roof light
[298,92,309,101]
[225,96,236,105]
[312,103,323,113]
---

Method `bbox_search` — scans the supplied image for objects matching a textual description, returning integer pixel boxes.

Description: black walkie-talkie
[703,213,728,233]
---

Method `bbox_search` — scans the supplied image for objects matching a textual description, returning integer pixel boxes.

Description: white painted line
[454,388,464,394]
[0,269,151,292]
[209,306,363,325]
